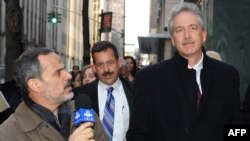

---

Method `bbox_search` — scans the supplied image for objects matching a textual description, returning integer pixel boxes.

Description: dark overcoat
[127,51,242,141]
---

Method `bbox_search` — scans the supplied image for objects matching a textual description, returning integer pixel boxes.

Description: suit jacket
[73,77,132,115]
[0,101,108,141]
[242,81,250,123]
[126,51,242,141]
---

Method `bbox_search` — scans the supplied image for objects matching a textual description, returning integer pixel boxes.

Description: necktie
[196,85,202,109]
[103,87,115,140]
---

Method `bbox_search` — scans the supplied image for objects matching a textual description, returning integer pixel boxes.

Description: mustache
[65,81,72,89]
[102,71,114,77]
[182,39,194,46]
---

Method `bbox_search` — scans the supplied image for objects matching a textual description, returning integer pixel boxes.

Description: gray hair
[14,48,55,94]
[167,2,206,36]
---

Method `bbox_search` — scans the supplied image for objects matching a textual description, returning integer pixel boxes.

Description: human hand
[69,122,95,141]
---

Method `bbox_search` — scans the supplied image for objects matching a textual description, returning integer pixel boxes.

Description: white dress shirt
[98,78,129,141]
[188,53,204,94]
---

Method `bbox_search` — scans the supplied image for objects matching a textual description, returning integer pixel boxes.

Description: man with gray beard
[0,48,108,141]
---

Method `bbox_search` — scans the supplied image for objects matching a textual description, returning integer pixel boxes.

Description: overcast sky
[125,0,150,53]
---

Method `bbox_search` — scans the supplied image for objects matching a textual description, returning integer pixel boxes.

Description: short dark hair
[91,41,119,63]
[72,65,79,70]
[14,48,55,95]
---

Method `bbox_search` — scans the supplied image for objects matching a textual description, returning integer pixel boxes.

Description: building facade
[89,0,101,48]
[195,0,250,100]
[101,0,125,56]
[0,0,5,66]
[0,0,5,82]
[0,0,84,75]
[137,0,181,66]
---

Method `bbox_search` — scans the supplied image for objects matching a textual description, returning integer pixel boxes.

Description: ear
[27,78,42,93]
[171,36,176,47]
[202,30,207,43]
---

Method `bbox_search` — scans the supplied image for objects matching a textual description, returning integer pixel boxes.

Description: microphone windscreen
[75,94,92,110]
[74,94,95,126]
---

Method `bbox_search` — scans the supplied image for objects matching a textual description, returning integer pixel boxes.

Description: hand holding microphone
[69,94,95,141]
[69,122,95,141]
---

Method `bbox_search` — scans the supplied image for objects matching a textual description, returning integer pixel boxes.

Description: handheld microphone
[74,94,95,127]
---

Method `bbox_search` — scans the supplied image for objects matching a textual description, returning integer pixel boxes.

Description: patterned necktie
[103,87,115,141]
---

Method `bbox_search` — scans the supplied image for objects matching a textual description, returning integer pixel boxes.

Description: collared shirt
[188,53,204,94]
[98,78,130,141]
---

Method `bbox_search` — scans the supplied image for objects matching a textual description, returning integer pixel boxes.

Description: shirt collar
[188,53,204,71]
[98,78,121,91]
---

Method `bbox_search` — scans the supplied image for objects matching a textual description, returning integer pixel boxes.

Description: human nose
[103,63,109,72]
[64,70,72,80]
[184,28,191,38]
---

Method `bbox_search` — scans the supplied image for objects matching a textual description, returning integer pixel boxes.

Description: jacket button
[46,125,49,128]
